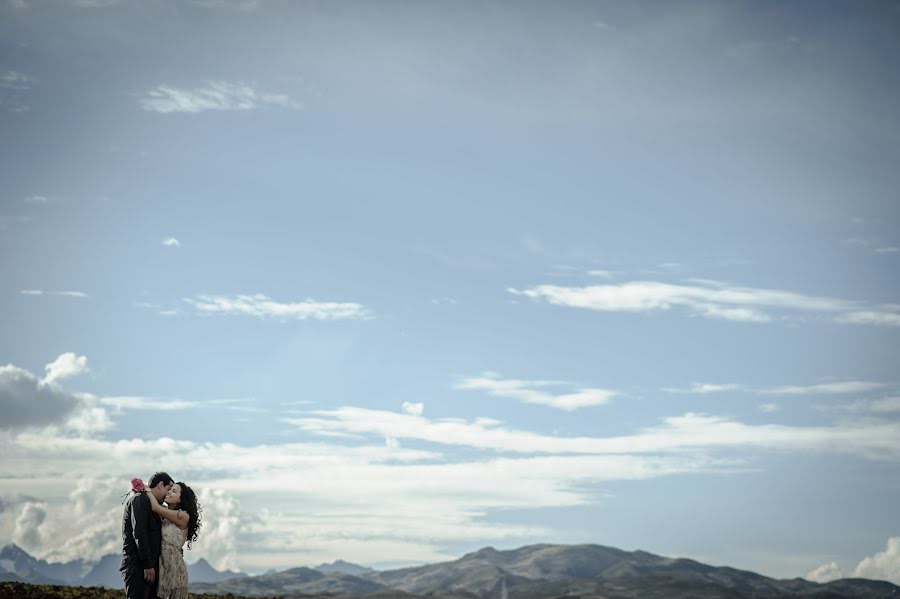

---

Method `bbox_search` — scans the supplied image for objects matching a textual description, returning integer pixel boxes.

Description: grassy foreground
[0,581,287,599]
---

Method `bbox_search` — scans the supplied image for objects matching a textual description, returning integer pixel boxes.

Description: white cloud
[23,194,48,203]
[662,382,744,394]
[0,428,725,570]
[430,297,458,305]
[194,488,248,571]
[805,561,844,583]
[94,395,261,412]
[663,380,888,398]
[586,269,613,278]
[20,289,89,298]
[401,402,424,416]
[875,246,900,254]
[759,403,780,413]
[133,301,180,316]
[285,406,900,460]
[761,381,886,396]
[139,81,302,114]
[41,478,123,563]
[456,371,617,411]
[834,309,900,327]
[41,352,89,386]
[4,377,899,573]
[12,502,49,552]
[184,293,373,321]
[852,537,900,585]
[161,237,181,247]
[99,395,200,411]
[508,280,900,326]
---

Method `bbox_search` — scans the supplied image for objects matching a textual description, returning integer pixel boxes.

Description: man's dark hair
[148,472,173,488]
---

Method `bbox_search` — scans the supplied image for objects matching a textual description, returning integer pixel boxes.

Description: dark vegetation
[0,581,286,599]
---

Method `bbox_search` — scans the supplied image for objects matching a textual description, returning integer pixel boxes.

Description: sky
[1,0,900,585]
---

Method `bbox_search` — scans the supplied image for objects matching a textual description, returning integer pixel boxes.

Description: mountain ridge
[192,543,900,599]
[3,542,898,598]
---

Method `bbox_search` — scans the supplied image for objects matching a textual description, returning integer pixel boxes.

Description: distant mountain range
[3,542,898,598]
[0,544,245,588]
[192,544,899,599]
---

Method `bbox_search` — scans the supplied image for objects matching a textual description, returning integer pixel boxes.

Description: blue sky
[1,0,899,584]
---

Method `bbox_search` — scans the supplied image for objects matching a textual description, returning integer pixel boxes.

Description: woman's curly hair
[174,482,202,549]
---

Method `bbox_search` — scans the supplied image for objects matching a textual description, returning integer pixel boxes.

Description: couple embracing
[120,472,202,599]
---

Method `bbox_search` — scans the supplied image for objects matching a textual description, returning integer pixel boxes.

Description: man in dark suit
[120,472,174,599]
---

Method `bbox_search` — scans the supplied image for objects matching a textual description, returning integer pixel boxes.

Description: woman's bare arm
[147,492,189,529]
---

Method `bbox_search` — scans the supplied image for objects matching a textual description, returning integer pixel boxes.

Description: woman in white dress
[147,482,201,599]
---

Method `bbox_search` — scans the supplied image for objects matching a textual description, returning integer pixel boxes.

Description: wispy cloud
[760,381,886,396]
[508,279,900,326]
[139,81,302,114]
[662,382,744,394]
[431,297,457,305]
[0,70,33,90]
[73,0,121,6]
[456,371,618,411]
[98,395,201,411]
[23,195,48,204]
[0,70,34,112]
[835,309,900,327]
[846,237,900,256]
[96,395,261,412]
[20,289,89,298]
[663,380,886,396]
[161,237,180,247]
[845,397,900,414]
[133,301,179,316]
[286,406,900,460]
[184,293,373,321]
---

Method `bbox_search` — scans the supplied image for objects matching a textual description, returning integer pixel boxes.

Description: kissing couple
[120,472,202,599]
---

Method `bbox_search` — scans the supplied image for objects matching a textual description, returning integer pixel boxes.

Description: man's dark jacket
[120,492,162,571]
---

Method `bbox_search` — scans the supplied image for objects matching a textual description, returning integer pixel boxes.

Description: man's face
[152,481,173,502]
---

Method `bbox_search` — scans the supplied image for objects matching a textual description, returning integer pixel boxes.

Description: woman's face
[164,484,182,507]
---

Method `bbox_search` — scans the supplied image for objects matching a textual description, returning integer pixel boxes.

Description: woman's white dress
[157,519,189,599]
